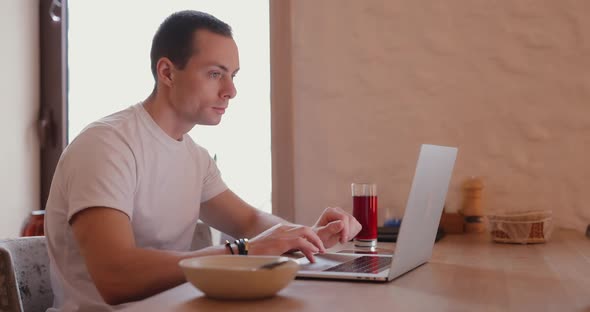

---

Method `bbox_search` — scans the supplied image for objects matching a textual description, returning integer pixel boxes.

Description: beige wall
[276,0,590,231]
[0,0,40,238]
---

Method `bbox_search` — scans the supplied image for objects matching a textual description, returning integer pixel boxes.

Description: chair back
[0,236,53,312]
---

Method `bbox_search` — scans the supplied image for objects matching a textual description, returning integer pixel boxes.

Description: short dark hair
[150,10,232,82]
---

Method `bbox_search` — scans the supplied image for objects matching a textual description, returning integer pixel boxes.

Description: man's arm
[199,189,361,258]
[199,189,286,239]
[72,190,360,305]
[199,189,328,260]
[70,207,229,305]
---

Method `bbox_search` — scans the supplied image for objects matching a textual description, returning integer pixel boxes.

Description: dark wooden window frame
[39,0,68,209]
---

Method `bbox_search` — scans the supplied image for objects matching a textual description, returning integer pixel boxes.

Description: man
[45,10,361,311]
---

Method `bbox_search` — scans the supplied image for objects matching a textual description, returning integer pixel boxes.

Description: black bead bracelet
[224,240,234,254]
[234,238,249,255]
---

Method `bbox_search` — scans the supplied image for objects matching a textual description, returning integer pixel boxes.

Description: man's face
[168,30,239,126]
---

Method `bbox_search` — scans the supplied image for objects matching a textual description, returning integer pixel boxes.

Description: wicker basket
[487,210,553,244]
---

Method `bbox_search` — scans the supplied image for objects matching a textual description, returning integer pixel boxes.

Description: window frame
[269,0,295,221]
[39,0,68,209]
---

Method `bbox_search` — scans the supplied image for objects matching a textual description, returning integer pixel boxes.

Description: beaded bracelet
[234,238,249,255]
[243,238,249,255]
[224,240,235,255]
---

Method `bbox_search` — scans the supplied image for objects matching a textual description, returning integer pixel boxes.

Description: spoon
[257,258,291,270]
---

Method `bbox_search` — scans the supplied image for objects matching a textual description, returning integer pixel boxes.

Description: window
[42,1,272,212]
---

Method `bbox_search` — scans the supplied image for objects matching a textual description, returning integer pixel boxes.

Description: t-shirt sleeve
[199,150,228,203]
[60,126,136,222]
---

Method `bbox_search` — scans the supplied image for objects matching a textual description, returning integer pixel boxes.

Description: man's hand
[248,223,326,262]
[312,207,362,249]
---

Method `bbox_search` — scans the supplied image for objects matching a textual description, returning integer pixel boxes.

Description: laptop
[296,144,458,282]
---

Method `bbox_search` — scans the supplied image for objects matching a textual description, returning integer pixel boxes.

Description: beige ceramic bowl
[179,255,299,300]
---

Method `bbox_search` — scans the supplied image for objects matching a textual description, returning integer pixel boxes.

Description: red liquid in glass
[353,195,378,240]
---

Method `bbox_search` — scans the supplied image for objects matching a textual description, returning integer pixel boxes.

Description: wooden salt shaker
[460,177,485,233]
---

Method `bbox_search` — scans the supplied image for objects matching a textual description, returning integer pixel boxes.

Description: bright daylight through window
[68,1,271,212]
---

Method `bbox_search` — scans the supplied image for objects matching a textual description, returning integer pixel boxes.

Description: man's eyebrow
[211,64,240,75]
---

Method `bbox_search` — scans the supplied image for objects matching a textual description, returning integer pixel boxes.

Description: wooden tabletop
[120,229,590,312]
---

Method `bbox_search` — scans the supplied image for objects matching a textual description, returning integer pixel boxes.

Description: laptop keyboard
[324,256,392,274]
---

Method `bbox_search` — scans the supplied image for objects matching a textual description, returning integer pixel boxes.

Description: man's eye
[209,72,221,79]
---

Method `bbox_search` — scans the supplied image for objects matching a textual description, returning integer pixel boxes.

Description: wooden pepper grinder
[460,177,485,233]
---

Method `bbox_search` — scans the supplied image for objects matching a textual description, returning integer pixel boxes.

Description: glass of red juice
[351,183,378,247]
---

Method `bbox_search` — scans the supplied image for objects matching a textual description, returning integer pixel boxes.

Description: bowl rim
[178,255,297,272]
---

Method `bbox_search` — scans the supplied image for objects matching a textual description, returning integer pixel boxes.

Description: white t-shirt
[45,104,227,312]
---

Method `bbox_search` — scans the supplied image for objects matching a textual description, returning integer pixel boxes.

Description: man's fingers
[296,237,318,263]
[340,221,349,244]
[317,220,345,246]
[326,219,349,244]
[326,220,344,233]
[297,226,326,253]
[343,213,362,241]
[350,218,362,239]
[318,207,354,244]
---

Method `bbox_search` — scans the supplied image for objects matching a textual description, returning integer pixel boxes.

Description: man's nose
[221,79,237,100]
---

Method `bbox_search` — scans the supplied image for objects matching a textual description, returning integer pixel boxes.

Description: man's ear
[156,57,174,87]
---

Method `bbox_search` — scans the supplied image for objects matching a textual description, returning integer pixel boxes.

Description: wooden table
[120,229,590,312]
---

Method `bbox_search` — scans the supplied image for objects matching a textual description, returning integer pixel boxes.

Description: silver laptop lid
[388,144,457,280]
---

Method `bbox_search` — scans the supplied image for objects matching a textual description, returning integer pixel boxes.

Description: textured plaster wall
[289,0,590,231]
